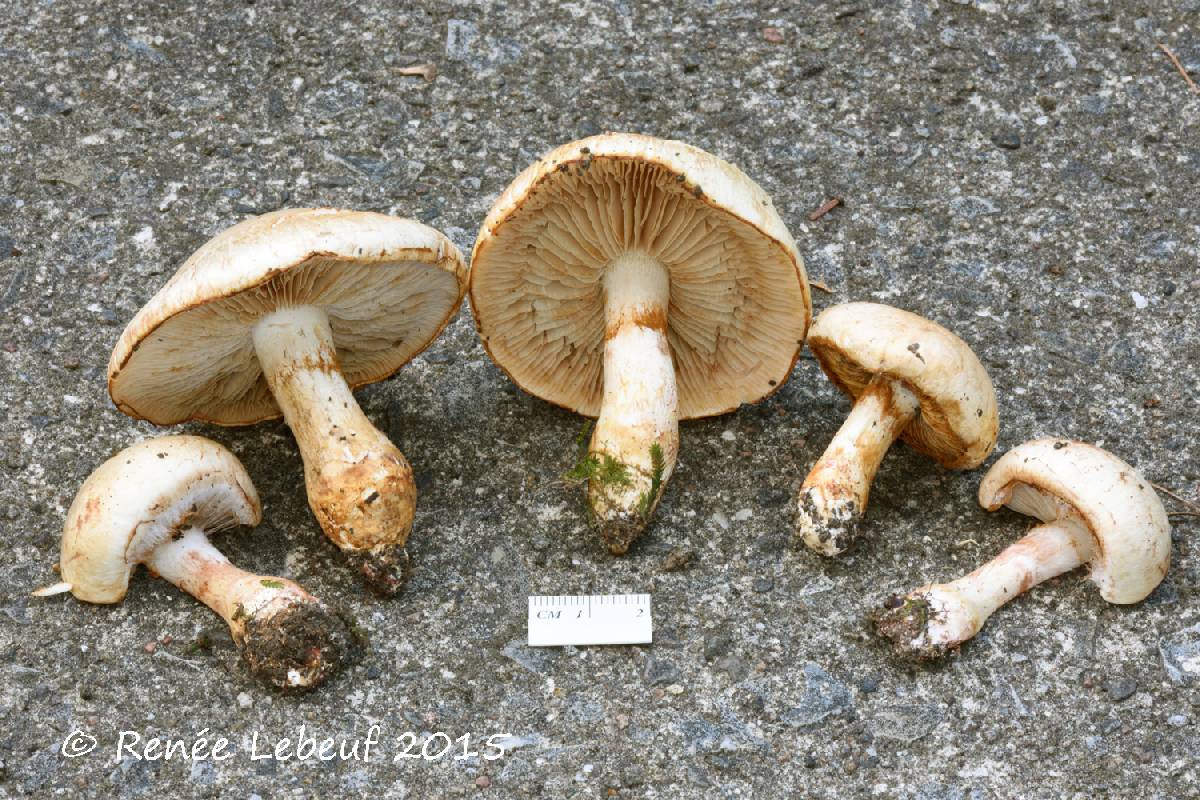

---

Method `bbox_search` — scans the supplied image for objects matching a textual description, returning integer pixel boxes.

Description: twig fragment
[1152,482,1200,513]
[808,196,842,221]
[154,649,203,670]
[1157,43,1199,96]
[395,63,437,81]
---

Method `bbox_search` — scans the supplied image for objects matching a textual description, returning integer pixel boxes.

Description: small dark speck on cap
[1053,442,1067,450]
[157,452,167,459]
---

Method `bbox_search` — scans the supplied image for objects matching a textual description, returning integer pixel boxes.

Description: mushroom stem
[587,251,679,554]
[145,527,305,631]
[253,304,414,595]
[873,516,1094,660]
[796,374,919,556]
[145,526,355,689]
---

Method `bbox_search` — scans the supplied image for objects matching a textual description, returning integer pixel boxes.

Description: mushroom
[469,133,811,553]
[33,435,355,690]
[872,438,1171,660]
[107,209,468,595]
[795,303,998,556]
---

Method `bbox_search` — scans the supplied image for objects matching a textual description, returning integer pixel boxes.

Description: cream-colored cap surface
[469,133,811,419]
[61,435,261,604]
[807,302,998,469]
[978,438,1171,604]
[109,208,468,425]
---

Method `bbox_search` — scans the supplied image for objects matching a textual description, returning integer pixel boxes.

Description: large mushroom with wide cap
[107,208,468,595]
[469,133,811,554]
[33,435,356,690]
[796,302,998,556]
[872,438,1171,660]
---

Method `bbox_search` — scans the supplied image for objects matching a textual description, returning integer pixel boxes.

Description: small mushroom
[872,438,1171,660]
[107,209,468,595]
[34,435,355,690]
[795,303,998,556]
[470,133,811,554]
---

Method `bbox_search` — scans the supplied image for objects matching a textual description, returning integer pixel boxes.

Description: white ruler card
[527,594,653,647]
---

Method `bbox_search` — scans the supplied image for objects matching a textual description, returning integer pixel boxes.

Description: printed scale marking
[527,593,653,647]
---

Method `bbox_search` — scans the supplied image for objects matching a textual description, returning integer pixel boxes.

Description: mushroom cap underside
[469,132,811,420]
[109,208,468,426]
[60,435,261,604]
[807,302,998,469]
[978,438,1171,604]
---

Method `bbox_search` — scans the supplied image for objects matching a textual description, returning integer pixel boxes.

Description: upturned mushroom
[108,209,468,595]
[33,435,355,690]
[795,303,998,556]
[872,438,1171,660]
[469,133,811,554]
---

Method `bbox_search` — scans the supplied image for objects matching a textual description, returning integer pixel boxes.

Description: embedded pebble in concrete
[869,705,943,743]
[781,663,852,728]
[1,1,1198,797]
[644,656,684,688]
[1106,676,1139,702]
[1160,625,1200,686]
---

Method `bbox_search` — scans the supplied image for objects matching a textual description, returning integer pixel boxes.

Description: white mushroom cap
[469,133,811,419]
[807,302,998,469]
[978,438,1171,604]
[108,208,468,425]
[61,435,261,604]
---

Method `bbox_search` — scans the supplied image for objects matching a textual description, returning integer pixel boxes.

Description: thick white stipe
[587,252,680,552]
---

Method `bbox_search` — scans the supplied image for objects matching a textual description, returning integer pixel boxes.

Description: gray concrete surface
[2,1,1199,797]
